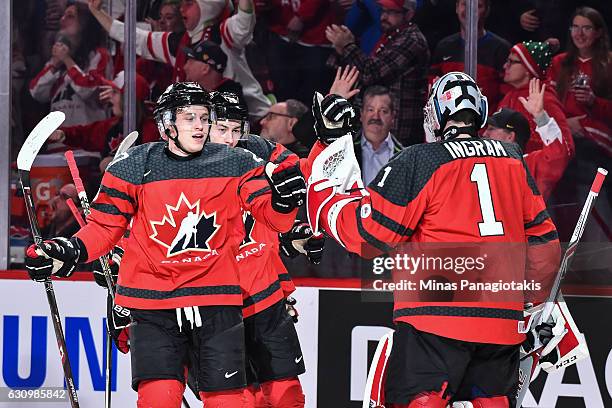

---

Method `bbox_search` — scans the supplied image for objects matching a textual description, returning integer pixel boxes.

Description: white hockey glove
[312,92,357,145]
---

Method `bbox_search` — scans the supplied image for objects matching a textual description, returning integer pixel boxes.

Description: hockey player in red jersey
[24,82,306,408]
[305,72,561,407]
[206,92,324,407]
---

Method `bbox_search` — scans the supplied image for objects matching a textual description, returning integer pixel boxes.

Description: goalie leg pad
[137,379,185,408]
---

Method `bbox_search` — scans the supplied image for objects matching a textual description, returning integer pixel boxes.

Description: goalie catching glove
[265,161,306,213]
[92,246,124,288]
[312,92,357,145]
[279,220,325,264]
[25,237,86,281]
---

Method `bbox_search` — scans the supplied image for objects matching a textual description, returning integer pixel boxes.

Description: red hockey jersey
[234,135,299,317]
[75,142,296,309]
[306,138,561,345]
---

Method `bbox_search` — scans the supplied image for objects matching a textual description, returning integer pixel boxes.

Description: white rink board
[1,280,611,407]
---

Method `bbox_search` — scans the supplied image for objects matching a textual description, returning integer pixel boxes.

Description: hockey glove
[106,293,132,354]
[522,321,555,353]
[285,296,299,323]
[312,92,357,145]
[265,162,306,213]
[279,221,325,264]
[25,237,84,281]
[93,246,123,288]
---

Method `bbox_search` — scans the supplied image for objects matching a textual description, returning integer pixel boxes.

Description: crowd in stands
[10,0,611,274]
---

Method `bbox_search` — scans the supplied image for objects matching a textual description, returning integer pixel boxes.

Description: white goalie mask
[423,72,488,142]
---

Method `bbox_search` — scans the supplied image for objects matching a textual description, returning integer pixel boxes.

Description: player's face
[571,15,600,52]
[209,119,243,147]
[503,52,530,87]
[483,125,515,143]
[361,94,394,142]
[160,4,184,33]
[180,0,201,32]
[172,105,211,154]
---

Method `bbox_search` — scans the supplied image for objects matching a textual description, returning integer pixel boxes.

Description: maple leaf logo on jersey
[149,192,220,257]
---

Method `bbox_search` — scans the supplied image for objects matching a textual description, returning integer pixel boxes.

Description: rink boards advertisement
[0,279,611,407]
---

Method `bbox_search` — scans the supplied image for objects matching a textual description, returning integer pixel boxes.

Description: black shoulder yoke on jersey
[106,141,265,185]
[236,134,294,164]
[367,137,535,207]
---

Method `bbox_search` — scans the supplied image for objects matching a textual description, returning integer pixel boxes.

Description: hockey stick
[64,132,137,408]
[17,111,80,408]
[516,167,607,407]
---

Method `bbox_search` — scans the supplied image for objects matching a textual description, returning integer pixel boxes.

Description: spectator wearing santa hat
[498,40,574,160]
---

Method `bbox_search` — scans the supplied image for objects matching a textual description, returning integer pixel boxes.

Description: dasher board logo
[150,192,220,257]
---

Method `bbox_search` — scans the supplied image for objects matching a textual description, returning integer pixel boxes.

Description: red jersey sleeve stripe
[147,32,156,59]
[161,32,172,66]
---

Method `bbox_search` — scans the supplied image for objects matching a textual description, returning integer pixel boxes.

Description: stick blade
[17,111,66,171]
[116,131,139,157]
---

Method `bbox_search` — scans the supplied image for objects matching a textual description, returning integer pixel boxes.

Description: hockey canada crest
[150,192,220,257]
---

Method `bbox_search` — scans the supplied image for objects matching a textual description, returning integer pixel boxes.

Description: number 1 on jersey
[470,163,504,236]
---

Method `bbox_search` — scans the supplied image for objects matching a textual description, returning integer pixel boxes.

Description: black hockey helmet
[153,82,214,123]
[210,91,250,137]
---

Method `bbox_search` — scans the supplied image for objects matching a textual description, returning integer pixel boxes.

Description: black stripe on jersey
[99,185,135,205]
[245,186,271,204]
[394,306,523,320]
[242,280,282,307]
[524,209,551,230]
[238,134,275,161]
[356,207,394,253]
[520,156,541,196]
[92,203,132,221]
[278,273,292,282]
[273,149,293,164]
[117,284,242,300]
[528,230,559,246]
[372,209,413,237]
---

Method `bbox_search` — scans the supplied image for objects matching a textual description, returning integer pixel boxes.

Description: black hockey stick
[64,131,138,408]
[17,111,80,408]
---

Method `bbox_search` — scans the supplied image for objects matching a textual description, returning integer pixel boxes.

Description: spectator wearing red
[183,41,246,107]
[88,0,271,120]
[498,40,574,161]
[260,0,338,106]
[137,0,186,102]
[429,0,511,110]
[484,79,571,200]
[48,71,158,171]
[547,6,612,157]
[326,0,430,146]
[30,2,112,126]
